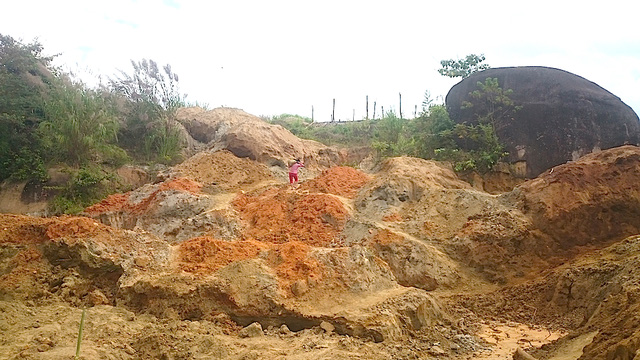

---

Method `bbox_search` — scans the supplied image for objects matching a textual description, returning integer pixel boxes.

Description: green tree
[462,77,522,128]
[432,78,518,172]
[438,54,490,79]
[0,34,54,181]
[413,79,516,174]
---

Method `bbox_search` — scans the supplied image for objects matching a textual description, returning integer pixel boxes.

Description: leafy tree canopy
[438,54,490,79]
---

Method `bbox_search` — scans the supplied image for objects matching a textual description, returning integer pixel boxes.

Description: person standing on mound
[288,158,304,188]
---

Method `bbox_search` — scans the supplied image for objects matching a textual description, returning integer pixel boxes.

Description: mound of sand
[171,150,273,191]
[300,166,371,198]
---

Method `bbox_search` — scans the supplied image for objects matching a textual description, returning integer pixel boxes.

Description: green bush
[48,166,114,214]
[3,148,48,182]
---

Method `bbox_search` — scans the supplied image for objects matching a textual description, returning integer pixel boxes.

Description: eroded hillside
[2,110,640,359]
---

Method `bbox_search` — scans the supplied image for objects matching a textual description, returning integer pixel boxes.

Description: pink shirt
[289,162,304,174]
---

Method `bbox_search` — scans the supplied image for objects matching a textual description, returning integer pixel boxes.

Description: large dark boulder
[445,66,640,177]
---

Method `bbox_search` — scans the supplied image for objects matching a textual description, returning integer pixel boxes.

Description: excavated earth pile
[2,132,640,359]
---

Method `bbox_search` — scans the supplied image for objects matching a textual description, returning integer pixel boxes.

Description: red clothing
[289,162,304,184]
[289,162,304,174]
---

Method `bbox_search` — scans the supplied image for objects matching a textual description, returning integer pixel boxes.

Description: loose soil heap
[300,166,371,198]
[233,189,349,247]
[171,150,274,192]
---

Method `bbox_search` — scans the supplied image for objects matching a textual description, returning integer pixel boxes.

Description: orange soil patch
[382,213,402,222]
[176,236,267,273]
[0,214,54,244]
[0,245,51,297]
[158,177,203,193]
[85,177,202,215]
[300,166,370,198]
[45,217,110,240]
[176,237,323,293]
[84,193,131,214]
[267,241,323,286]
[233,188,349,247]
[1,214,135,253]
[370,228,404,245]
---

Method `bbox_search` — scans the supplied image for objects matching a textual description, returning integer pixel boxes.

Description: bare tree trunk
[399,92,403,119]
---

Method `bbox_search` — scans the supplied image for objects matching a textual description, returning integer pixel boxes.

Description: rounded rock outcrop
[446,66,640,177]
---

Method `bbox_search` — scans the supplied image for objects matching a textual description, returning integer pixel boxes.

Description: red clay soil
[0,214,54,244]
[176,237,323,293]
[85,177,203,215]
[300,166,370,198]
[45,217,111,240]
[233,188,349,247]
[0,214,135,253]
[176,236,267,273]
[84,193,131,215]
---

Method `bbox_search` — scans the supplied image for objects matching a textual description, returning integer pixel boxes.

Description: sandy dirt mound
[356,156,472,221]
[171,150,274,192]
[511,145,640,248]
[300,166,371,198]
[0,299,471,360]
[233,188,349,247]
[369,156,472,191]
[367,229,462,291]
[0,214,170,305]
[351,156,538,284]
[176,107,367,170]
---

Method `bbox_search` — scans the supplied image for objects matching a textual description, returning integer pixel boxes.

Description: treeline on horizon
[1,34,512,213]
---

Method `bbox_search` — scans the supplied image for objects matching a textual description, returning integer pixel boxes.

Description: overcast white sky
[2,0,639,122]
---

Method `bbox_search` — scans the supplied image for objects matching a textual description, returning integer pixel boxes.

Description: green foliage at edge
[1,34,192,212]
[48,166,117,215]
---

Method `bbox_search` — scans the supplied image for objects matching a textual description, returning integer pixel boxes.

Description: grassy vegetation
[0,34,186,214]
[264,54,511,173]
